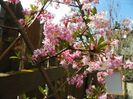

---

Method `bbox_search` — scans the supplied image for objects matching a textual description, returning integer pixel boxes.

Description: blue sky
[97,0,133,21]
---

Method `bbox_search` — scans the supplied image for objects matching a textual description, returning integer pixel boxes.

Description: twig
[0,36,21,60]
[76,0,88,28]
[27,0,49,27]
[38,67,60,99]
[55,65,87,92]
[34,46,70,65]
[52,0,79,7]
[0,24,19,30]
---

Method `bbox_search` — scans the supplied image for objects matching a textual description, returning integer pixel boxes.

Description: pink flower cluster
[122,18,131,26]
[60,50,81,68]
[89,12,109,29]
[29,0,133,97]
[86,61,101,72]
[97,69,113,84]
[44,23,73,45]
[86,85,95,96]
[124,60,133,69]
[82,55,90,66]
[37,11,54,22]
[61,16,85,31]
[32,21,74,60]
[67,74,84,88]
[80,0,99,4]
[32,48,47,60]
[98,93,107,99]
[32,40,57,60]
[22,9,31,16]
[97,71,108,84]
[107,56,123,69]
[8,0,20,4]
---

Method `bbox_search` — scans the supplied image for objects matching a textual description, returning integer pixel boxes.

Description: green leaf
[57,39,70,50]
[73,29,81,38]
[39,0,47,5]
[9,56,19,59]
[25,15,33,23]
[98,36,104,45]
[38,86,45,95]
[30,4,38,12]
[88,33,95,43]
[91,7,97,15]
[98,41,107,50]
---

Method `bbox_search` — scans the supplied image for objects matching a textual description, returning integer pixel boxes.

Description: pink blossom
[61,50,74,63]
[107,56,123,69]
[86,85,94,95]
[106,69,113,75]
[89,12,109,28]
[22,9,31,16]
[43,22,73,46]
[42,38,56,55]
[122,18,131,26]
[111,39,119,46]
[60,28,74,43]
[82,3,91,11]
[98,93,107,99]
[73,42,83,49]
[89,61,101,71]
[67,74,84,88]
[8,0,20,4]
[97,72,108,84]
[82,55,90,66]
[32,36,57,60]
[32,49,47,60]
[97,76,105,84]
[93,0,99,4]
[72,51,81,58]
[124,60,133,69]
[62,18,69,26]
[72,62,78,69]
[64,0,71,4]
[89,43,95,50]
[37,11,54,22]
[60,50,81,68]
[80,0,99,4]
[60,60,68,68]
[18,19,25,26]
[96,29,105,36]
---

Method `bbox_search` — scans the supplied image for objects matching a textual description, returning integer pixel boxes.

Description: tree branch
[0,36,21,60]
[52,0,79,7]
[0,24,19,30]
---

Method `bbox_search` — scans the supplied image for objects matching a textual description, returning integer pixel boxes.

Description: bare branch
[0,36,21,60]
[0,24,19,30]
[52,0,79,7]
